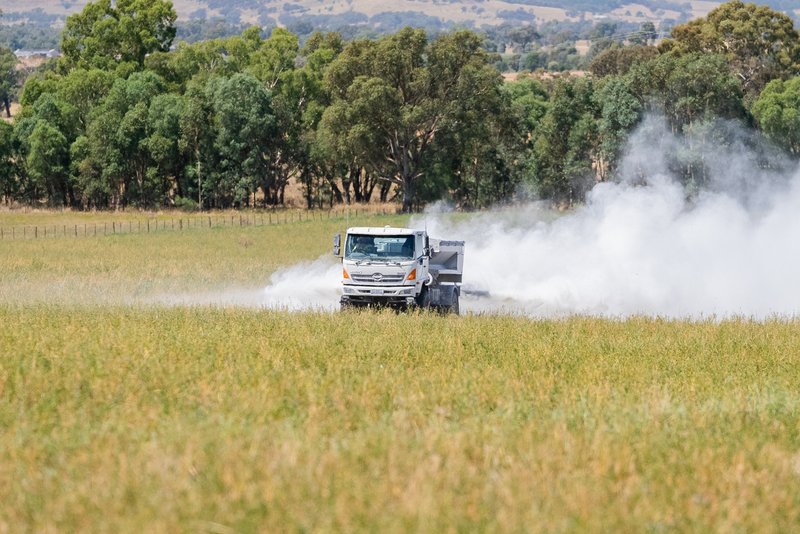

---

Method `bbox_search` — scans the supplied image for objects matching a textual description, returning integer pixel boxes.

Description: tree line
[0,0,799,212]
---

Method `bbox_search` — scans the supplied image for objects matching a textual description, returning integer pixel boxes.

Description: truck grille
[351,273,406,284]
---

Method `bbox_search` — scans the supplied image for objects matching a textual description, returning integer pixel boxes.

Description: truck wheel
[450,292,460,315]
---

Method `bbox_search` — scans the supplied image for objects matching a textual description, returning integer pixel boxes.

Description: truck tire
[450,291,460,315]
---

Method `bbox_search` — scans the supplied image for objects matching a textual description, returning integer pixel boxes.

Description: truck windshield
[345,234,415,261]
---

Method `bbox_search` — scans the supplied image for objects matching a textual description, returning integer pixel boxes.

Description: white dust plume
[415,116,800,318]
[260,257,341,311]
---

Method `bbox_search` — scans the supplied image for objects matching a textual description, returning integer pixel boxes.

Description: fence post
[179,219,183,231]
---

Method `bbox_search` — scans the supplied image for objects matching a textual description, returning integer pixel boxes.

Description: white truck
[333,226,464,313]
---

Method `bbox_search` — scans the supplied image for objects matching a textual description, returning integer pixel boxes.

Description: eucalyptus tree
[14,94,80,205]
[753,77,800,157]
[78,71,166,207]
[320,28,504,212]
[0,121,18,202]
[531,77,599,203]
[205,73,277,207]
[60,0,177,73]
[626,53,745,132]
[665,0,800,99]
[0,46,17,118]
[594,77,642,179]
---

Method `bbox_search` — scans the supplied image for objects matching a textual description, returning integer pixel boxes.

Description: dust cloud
[261,116,800,318]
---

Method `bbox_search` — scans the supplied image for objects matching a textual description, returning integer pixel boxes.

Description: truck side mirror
[333,233,341,256]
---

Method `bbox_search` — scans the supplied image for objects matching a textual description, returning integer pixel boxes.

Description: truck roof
[346,226,419,236]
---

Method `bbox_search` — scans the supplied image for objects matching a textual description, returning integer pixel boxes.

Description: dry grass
[0,209,406,304]
[2,211,800,531]
[1,309,800,531]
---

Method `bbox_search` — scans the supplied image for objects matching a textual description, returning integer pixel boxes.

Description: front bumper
[341,284,417,305]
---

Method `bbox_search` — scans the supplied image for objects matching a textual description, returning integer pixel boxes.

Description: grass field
[2,210,800,531]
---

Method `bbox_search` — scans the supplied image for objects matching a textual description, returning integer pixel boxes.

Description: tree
[595,77,642,179]
[248,28,298,89]
[588,44,658,78]
[665,0,800,97]
[506,25,540,54]
[27,121,71,206]
[13,94,80,205]
[55,68,115,129]
[321,28,503,211]
[78,71,166,208]
[207,73,277,207]
[285,32,344,208]
[142,93,187,201]
[145,26,262,91]
[179,77,215,209]
[60,0,177,72]
[0,46,17,117]
[753,77,800,156]
[0,121,17,202]
[531,77,599,203]
[629,21,657,46]
[626,53,745,132]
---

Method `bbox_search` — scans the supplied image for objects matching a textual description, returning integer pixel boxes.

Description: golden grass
[2,211,800,531]
[2,310,800,531]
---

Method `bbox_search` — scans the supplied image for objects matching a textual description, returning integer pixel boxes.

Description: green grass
[1,211,800,531]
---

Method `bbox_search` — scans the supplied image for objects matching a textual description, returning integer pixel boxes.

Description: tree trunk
[350,166,363,202]
[330,180,344,204]
[402,175,414,213]
[380,181,391,203]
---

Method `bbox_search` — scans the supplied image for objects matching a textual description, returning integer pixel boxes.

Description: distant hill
[0,0,798,46]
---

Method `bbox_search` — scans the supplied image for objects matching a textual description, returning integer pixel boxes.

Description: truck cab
[334,226,463,313]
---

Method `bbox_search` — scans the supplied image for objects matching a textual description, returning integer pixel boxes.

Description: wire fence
[0,207,393,241]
